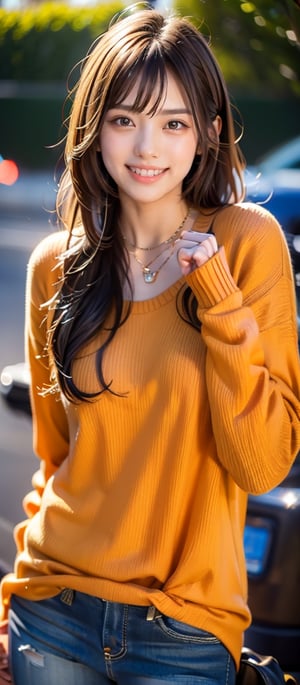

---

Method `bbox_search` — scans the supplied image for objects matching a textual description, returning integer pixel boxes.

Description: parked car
[244,460,300,674]
[253,136,300,174]
[245,136,300,279]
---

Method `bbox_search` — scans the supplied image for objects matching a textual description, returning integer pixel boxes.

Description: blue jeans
[9,591,236,685]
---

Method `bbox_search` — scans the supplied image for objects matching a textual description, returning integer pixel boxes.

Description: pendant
[143,267,158,284]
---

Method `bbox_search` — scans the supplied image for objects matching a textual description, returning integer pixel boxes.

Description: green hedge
[0,3,124,82]
[0,90,65,169]
[0,1,299,93]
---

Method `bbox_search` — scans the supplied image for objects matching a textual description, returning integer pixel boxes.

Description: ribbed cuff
[185,247,239,309]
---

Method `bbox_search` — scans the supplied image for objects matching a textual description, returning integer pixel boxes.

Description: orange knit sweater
[1,203,300,668]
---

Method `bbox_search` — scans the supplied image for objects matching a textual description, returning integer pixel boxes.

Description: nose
[133,122,159,159]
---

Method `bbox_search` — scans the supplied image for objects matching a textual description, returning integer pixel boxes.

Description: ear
[212,115,222,136]
[197,116,222,154]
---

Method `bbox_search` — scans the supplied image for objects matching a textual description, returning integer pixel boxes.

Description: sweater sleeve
[186,204,300,494]
[22,232,70,518]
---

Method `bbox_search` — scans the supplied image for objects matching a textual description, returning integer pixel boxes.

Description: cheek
[99,127,115,156]
[174,141,198,176]
[100,138,119,175]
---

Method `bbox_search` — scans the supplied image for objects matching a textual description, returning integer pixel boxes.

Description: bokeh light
[0,157,19,186]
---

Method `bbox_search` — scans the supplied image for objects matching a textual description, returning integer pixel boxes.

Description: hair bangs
[106,49,168,117]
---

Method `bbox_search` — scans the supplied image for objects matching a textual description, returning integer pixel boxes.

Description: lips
[128,166,165,177]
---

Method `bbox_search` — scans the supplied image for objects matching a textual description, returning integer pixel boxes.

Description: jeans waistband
[60,589,162,621]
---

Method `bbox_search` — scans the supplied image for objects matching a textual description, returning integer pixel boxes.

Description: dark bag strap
[236,648,297,685]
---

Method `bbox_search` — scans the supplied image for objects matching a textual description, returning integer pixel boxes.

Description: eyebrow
[110,105,192,115]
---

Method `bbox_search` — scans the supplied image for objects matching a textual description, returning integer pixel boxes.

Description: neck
[120,201,189,250]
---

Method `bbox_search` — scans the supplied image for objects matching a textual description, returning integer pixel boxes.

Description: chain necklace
[132,242,177,284]
[125,210,190,284]
[123,210,190,252]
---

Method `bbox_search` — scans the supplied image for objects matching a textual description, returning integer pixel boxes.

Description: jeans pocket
[156,615,221,644]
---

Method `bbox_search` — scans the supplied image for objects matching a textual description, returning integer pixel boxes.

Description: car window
[257,137,300,173]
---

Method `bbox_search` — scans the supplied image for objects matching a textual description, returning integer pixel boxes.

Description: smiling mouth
[128,167,166,177]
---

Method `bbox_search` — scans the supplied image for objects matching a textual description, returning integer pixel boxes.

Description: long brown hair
[49,7,245,401]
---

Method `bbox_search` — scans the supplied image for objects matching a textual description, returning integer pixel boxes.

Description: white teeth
[130,167,163,177]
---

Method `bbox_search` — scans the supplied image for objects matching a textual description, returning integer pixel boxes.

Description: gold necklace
[132,242,176,284]
[123,210,189,252]
[126,210,190,284]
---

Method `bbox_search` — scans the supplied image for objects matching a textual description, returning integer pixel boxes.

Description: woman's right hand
[177,231,219,276]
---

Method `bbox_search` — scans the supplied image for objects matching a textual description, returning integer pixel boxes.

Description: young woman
[1,7,300,685]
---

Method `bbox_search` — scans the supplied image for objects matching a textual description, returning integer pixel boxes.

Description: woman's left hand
[177,231,219,276]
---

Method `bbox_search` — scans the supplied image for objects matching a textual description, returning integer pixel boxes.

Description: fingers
[177,231,219,275]
[181,230,218,255]
[196,238,216,259]
[181,230,211,241]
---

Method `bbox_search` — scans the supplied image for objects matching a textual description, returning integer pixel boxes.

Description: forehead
[117,69,190,112]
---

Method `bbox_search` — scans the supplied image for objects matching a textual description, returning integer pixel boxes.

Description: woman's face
[99,70,199,207]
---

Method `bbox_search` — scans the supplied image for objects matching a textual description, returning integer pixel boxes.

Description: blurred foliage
[0,0,299,95]
[174,0,300,96]
[0,2,124,82]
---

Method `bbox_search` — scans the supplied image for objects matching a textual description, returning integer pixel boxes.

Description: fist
[177,230,219,276]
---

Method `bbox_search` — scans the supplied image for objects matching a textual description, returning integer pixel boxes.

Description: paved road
[0,171,55,572]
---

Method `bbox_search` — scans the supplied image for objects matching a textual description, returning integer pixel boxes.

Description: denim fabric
[9,591,236,685]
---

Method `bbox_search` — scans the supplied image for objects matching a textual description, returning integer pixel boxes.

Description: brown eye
[165,120,186,130]
[115,117,132,126]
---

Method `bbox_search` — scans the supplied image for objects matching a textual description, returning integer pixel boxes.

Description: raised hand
[177,231,219,276]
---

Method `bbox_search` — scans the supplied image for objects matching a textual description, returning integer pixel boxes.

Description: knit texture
[1,203,300,668]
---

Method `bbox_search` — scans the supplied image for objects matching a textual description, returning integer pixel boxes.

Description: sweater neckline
[125,277,186,314]
[125,210,217,314]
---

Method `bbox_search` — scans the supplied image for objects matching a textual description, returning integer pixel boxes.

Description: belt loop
[146,606,161,621]
[60,588,75,606]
